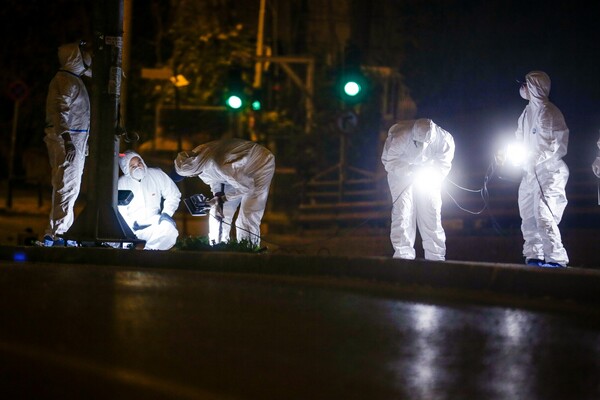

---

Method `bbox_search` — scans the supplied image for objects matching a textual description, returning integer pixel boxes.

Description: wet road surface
[1,261,599,399]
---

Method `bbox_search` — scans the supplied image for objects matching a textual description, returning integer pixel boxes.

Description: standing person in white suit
[172,138,275,246]
[381,118,455,261]
[515,71,569,268]
[592,135,600,178]
[118,150,181,250]
[43,41,92,246]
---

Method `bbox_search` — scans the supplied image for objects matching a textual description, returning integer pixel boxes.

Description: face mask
[519,84,530,100]
[81,53,92,77]
[81,66,92,78]
[131,166,146,180]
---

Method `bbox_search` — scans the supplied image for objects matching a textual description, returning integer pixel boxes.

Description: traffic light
[251,89,263,111]
[226,93,244,110]
[339,70,367,102]
[224,67,246,110]
[337,43,368,104]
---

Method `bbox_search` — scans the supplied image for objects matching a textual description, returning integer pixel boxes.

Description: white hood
[57,42,88,76]
[119,150,148,177]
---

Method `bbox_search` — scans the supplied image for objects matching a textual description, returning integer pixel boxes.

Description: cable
[444,161,509,235]
[444,161,495,215]
[201,159,518,252]
[199,185,410,254]
[195,158,526,253]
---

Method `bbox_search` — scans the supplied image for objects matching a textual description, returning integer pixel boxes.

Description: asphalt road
[1,259,599,399]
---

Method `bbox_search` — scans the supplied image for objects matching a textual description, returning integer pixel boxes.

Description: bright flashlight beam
[413,166,442,191]
[505,142,527,167]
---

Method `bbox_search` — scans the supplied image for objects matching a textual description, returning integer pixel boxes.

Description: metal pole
[253,0,266,89]
[120,0,132,127]
[65,0,139,245]
[5,99,21,209]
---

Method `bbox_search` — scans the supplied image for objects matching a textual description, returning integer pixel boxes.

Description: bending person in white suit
[173,138,275,246]
[381,118,455,261]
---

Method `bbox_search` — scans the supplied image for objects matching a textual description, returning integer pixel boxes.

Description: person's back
[174,138,275,246]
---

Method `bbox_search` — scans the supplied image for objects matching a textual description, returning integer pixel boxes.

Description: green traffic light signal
[338,71,367,103]
[251,99,261,111]
[343,81,362,97]
[226,94,243,110]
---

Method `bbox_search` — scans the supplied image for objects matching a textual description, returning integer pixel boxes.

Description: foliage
[155,0,257,107]
[175,235,262,253]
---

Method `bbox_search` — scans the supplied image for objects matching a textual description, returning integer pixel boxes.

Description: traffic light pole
[301,106,379,203]
[65,0,140,246]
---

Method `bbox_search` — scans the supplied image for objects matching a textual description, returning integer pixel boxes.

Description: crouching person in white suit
[118,150,181,250]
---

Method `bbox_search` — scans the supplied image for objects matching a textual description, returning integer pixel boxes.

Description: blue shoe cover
[526,258,544,266]
[540,262,566,268]
[52,238,65,247]
[43,235,54,247]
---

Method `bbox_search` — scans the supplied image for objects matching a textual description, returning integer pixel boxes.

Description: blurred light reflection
[410,304,441,399]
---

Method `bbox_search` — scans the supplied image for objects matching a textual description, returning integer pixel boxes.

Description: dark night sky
[399,0,600,171]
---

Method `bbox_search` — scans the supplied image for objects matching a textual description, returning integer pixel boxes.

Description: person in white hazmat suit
[592,135,600,178]
[118,150,181,250]
[43,41,92,246]
[515,71,569,268]
[381,118,455,260]
[173,138,275,246]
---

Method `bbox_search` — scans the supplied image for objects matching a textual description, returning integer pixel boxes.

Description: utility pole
[120,0,133,127]
[65,0,140,246]
[253,0,266,89]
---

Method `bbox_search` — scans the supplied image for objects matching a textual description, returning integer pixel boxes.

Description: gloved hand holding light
[501,142,527,167]
[412,165,443,191]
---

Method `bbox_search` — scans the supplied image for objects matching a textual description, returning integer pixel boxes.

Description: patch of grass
[175,235,262,253]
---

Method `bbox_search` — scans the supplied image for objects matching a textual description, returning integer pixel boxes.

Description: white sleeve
[158,171,182,216]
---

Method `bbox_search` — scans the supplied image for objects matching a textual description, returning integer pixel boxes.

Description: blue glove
[168,168,185,183]
[159,213,176,228]
[133,221,152,231]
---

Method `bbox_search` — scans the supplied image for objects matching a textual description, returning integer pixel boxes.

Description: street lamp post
[65,0,140,246]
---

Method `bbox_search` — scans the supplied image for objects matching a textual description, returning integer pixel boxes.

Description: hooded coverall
[592,136,600,178]
[381,119,455,260]
[118,151,181,250]
[44,42,90,238]
[175,138,275,246]
[516,71,569,266]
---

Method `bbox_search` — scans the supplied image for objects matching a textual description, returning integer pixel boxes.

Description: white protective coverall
[592,135,600,178]
[381,119,455,260]
[516,71,569,266]
[118,151,181,250]
[44,42,91,238]
[174,138,275,246]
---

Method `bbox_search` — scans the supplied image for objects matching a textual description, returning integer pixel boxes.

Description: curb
[2,245,600,313]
